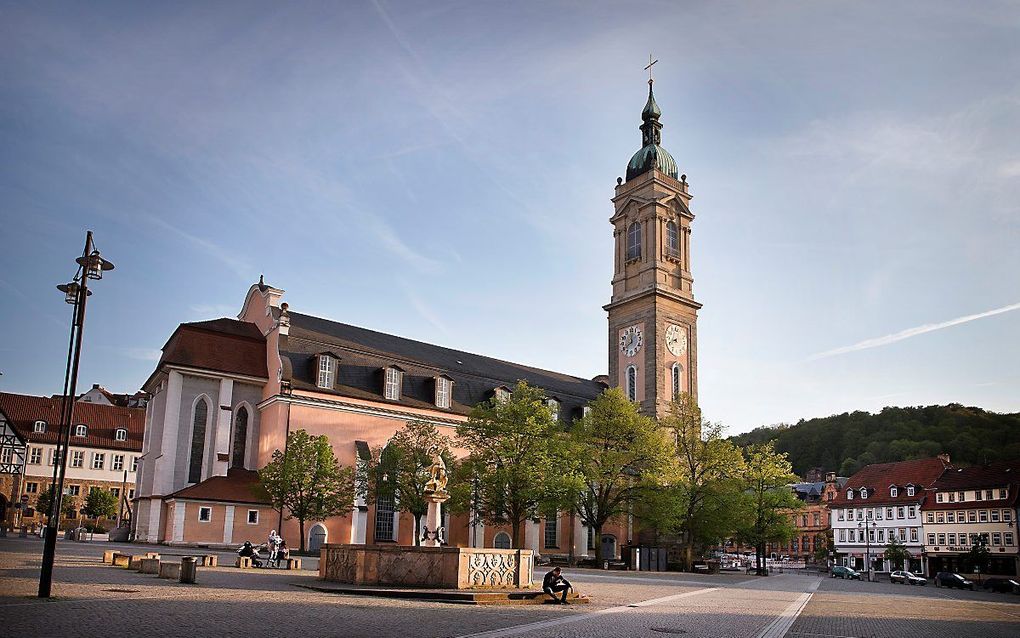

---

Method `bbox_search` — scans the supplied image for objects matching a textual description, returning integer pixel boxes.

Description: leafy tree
[368,420,453,546]
[83,489,118,519]
[640,394,745,570]
[452,381,559,549]
[562,388,672,561]
[259,429,355,552]
[883,537,910,570]
[36,486,78,523]
[965,539,991,574]
[813,530,833,564]
[734,442,800,576]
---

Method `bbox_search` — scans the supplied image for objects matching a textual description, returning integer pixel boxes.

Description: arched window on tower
[626,222,642,260]
[626,365,637,401]
[232,405,248,468]
[671,363,682,399]
[666,220,680,259]
[188,397,208,483]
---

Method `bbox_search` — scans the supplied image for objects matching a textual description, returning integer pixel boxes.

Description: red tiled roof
[0,391,144,451]
[830,457,951,507]
[168,468,271,505]
[144,319,267,390]
[922,460,1020,510]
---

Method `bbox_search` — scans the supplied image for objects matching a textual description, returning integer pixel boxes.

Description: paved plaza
[1,537,1018,638]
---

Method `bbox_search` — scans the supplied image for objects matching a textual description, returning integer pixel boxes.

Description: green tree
[368,420,453,546]
[734,442,800,576]
[258,429,355,552]
[883,537,910,570]
[35,485,55,520]
[563,388,672,561]
[965,539,991,574]
[452,381,559,549]
[813,530,833,564]
[83,489,118,519]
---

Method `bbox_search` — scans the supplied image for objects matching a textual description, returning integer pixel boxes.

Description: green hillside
[729,404,1020,477]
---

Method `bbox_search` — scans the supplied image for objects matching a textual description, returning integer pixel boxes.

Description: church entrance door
[308,523,327,553]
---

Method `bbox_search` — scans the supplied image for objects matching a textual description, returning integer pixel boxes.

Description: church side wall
[231,382,263,469]
[174,375,222,489]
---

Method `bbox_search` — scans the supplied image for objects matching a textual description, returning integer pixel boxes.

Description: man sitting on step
[542,567,573,604]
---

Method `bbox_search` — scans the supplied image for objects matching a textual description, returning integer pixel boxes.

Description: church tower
[605,75,701,420]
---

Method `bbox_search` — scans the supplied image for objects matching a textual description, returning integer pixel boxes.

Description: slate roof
[922,460,1020,511]
[282,311,607,420]
[144,318,268,389]
[167,468,270,505]
[0,391,144,452]
[830,457,952,507]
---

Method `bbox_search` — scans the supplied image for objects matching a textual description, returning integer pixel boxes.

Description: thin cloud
[143,215,252,281]
[809,301,1020,360]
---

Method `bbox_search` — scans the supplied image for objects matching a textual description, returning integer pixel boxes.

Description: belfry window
[671,363,682,399]
[666,221,680,259]
[232,406,248,468]
[626,365,637,401]
[626,222,642,260]
[188,397,208,484]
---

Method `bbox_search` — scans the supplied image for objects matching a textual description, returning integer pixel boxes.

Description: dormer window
[906,485,915,497]
[847,489,854,500]
[316,354,336,389]
[114,428,128,442]
[33,420,47,433]
[546,398,560,422]
[582,405,592,419]
[74,424,88,437]
[890,486,898,498]
[384,366,403,401]
[494,386,511,403]
[860,488,868,499]
[435,376,452,409]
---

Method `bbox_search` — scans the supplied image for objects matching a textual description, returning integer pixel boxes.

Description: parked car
[831,565,862,580]
[981,577,1020,594]
[934,572,975,590]
[890,570,927,585]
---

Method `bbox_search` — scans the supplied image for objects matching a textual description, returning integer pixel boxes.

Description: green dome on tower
[626,81,678,181]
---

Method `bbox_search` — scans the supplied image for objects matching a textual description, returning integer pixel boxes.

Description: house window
[979,510,988,522]
[29,447,42,464]
[866,509,873,520]
[582,405,591,419]
[906,485,915,496]
[838,529,846,542]
[1006,532,1015,546]
[74,424,87,437]
[999,488,1007,499]
[110,487,120,497]
[26,481,38,493]
[896,507,904,519]
[876,508,883,520]
[877,529,885,542]
[947,511,955,523]
[927,533,936,545]
[847,490,854,500]
[131,456,139,472]
[198,506,212,522]
[544,512,558,548]
[317,355,335,388]
[66,485,80,496]
[112,454,124,471]
[247,510,259,525]
[626,366,637,401]
[384,367,402,401]
[968,511,977,522]
[936,512,945,523]
[128,488,135,499]
[975,490,983,501]
[232,406,249,468]
[860,488,868,499]
[910,528,918,542]
[948,533,957,546]
[991,510,1000,522]
[665,220,680,259]
[848,509,855,521]
[958,491,966,502]
[985,489,994,500]
[937,533,946,545]
[837,509,845,521]
[71,450,84,468]
[626,222,642,260]
[992,532,1002,546]
[886,507,893,519]
[494,387,510,403]
[890,486,898,498]
[189,397,209,484]
[949,492,956,502]
[436,377,452,409]
[813,513,820,526]
[1004,510,1012,522]
[925,512,934,523]
[33,420,46,433]
[494,532,512,549]
[374,492,395,541]
[848,530,855,543]
[49,449,62,466]
[91,453,105,470]
[114,428,127,442]
[671,363,681,399]
[898,528,906,541]
[907,506,915,518]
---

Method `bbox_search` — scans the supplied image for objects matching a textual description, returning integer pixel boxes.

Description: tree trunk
[595,523,604,563]
[511,518,521,549]
[299,518,306,553]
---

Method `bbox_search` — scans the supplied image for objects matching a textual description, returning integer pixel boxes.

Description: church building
[132,77,701,557]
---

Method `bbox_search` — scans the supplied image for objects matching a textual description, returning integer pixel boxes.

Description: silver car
[890,570,927,585]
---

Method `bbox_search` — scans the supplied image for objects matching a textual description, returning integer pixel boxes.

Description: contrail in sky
[808,301,1020,360]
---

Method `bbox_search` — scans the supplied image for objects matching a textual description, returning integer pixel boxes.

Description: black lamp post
[38,230,114,598]
[858,520,877,582]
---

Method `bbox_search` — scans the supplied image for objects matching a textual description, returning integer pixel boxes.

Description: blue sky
[1,1,1018,434]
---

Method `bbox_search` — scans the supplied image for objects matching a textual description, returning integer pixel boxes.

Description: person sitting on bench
[542,567,572,604]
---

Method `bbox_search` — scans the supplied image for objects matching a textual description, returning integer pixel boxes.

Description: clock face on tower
[619,325,643,357]
[665,324,687,356]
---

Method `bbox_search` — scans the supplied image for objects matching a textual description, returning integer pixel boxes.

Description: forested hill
[729,404,1020,478]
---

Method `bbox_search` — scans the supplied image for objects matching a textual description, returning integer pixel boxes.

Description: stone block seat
[158,562,181,579]
[138,558,161,574]
[111,553,132,567]
[236,556,253,569]
[286,558,302,570]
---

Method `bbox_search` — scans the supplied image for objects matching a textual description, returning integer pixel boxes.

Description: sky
[1,1,1018,435]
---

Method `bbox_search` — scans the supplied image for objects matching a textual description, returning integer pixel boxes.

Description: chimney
[92,383,100,389]
[937,453,951,465]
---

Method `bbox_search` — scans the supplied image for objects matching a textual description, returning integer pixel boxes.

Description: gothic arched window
[666,220,680,258]
[188,397,208,484]
[671,363,682,399]
[626,222,642,260]
[626,365,637,401]
[232,406,248,468]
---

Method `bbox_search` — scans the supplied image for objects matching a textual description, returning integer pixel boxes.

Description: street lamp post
[37,230,114,598]
[858,520,877,582]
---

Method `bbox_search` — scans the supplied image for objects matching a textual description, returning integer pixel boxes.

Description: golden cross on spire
[644,54,658,85]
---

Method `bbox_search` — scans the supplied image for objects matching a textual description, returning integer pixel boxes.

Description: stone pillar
[155,371,183,496]
[171,502,185,543]
[422,493,449,548]
[212,379,233,479]
[223,505,235,545]
[573,517,589,559]
[525,520,540,555]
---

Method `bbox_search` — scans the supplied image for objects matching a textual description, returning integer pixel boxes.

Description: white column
[147,499,162,544]
[573,518,589,558]
[223,505,235,545]
[155,371,183,496]
[172,502,186,543]
[423,499,442,548]
[471,515,485,548]
[350,507,367,544]
[211,379,233,479]
[525,520,540,555]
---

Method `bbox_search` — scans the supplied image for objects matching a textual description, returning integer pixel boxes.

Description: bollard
[180,556,198,584]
